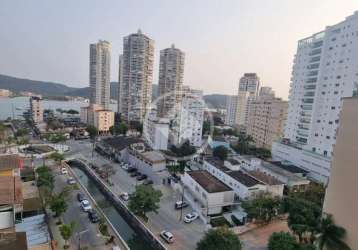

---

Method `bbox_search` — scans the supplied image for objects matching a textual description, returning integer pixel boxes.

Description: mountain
[203,94,228,109]
[0,74,226,108]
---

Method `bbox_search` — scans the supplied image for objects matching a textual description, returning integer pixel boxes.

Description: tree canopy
[196,227,242,250]
[268,232,299,250]
[59,221,76,248]
[86,125,98,139]
[128,184,162,220]
[213,146,229,161]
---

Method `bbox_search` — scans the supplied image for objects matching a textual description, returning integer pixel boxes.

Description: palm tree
[315,214,351,250]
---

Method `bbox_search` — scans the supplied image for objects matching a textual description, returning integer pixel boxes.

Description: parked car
[81,200,92,212]
[121,164,129,170]
[184,211,199,223]
[127,167,137,173]
[61,167,68,175]
[175,201,188,209]
[77,193,85,202]
[136,174,147,181]
[67,178,76,185]
[160,230,175,244]
[119,192,129,201]
[88,209,100,223]
[130,171,140,177]
[143,179,153,185]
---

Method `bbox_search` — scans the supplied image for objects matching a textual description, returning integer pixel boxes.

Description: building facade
[238,73,260,96]
[80,104,114,133]
[272,11,358,183]
[247,92,288,150]
[119,30,154,122]
[30,96,43,124]
[157,44,185,118]
[323,97,358,250]
[117,54,123,115]
[225,95,238,126]
[143,110,169,150]
[89,40,111,109]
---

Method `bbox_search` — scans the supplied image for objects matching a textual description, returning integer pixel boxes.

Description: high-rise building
[323,97,358,250]
[30,96,43,124]
[89,40,111,109]
[119,30,154,122]
[239,73,260,97]
[225,95,239,126]
[157,44,185,118]
[247,88,288,150]
[117,54,123,114]
[170,88,204,147]
[272,11,358,183]
[143,109,170,150]
[236,91,250,126]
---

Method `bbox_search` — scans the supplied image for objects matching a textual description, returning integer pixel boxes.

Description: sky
[1,0,358,99]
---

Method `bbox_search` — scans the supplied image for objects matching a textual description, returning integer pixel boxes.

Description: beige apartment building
[80,104,114,134]
[323,97,358,250]
[29,96,43,124]
[247,96,287,150]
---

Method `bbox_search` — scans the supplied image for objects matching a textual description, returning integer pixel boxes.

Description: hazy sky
[1,0,358,99]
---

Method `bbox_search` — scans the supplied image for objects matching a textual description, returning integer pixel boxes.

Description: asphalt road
[66,139,206,250]
[53,165,108,250]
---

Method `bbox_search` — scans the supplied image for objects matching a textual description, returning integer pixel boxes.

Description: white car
[121,164,129,170]
[160,230,174,244]
[184,211,199,223]
[81,200,92,212]
[67,178,76,185]
[61,167,68,175]
[120,192,129,201]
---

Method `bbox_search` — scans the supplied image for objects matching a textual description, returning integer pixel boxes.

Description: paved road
[66,139,206,250]
[53,165,109,250]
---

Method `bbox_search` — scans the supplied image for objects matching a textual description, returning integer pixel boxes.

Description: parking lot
[66,139,207,250]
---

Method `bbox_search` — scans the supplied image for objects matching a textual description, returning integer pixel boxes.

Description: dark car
[127,167,137,173]
[143,179,153,185]
[130,171,140,177]
[88,210,100,223]
[137,174,148,181]
[175,201,189,209]
[77,193,85,202]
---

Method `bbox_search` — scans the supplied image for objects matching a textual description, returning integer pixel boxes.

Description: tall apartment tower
[239,73,260,96]
[272,11,358,183]
[157,44,185,118]
[89,40,111,109]
[225,95,239,126]
[30,96,43,124]
[247,88,288,150]
[119,30,154,122]
[117,54,123,114]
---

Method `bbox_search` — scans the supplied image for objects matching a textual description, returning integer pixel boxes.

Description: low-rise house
[236,155,310,192]
[203,157,284,200]
[0,154,23,177]
[182,170,235,215]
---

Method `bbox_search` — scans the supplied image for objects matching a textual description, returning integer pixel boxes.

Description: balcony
[304,85,316,90]
[306,78,317,83]
[302,98,314,104]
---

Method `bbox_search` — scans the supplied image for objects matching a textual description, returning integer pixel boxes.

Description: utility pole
[77,229,88,250]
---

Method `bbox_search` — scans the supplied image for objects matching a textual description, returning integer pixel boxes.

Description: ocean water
[0,97,117,120]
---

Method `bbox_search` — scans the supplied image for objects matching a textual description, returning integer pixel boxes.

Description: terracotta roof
[0,176,23,204]
[187,171,232,193]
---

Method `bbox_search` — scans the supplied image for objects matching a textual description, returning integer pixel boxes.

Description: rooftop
[247,170,283,185]
[226,158,239,165]
[270,161,309,174]
[0,176,23,204]
[104,136,144,151]
[227,170,262,187]
[141,151,166,163]
[260,161,308,183]
[204,157,231,172]
[187,171,232,193]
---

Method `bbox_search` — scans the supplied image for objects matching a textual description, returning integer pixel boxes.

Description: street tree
[213,146,229,161]
[49,152,64,166]
[241,194,282,224]
[128,184,162,220]
[268,232,299,250]
[59,221,76,249]
[36,166,54,191]
[86,125,98,139]
[196,227,242,250]
[50,193,67,222]
[315,214,351,250]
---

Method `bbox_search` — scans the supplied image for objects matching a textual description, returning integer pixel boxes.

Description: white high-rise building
[89,40,111,109]
[225,95,239,126]
[272,11,358,183]
[119,30,154,122]
[158,44,185,118]
[143,109,170,150]
[170,88,204,147]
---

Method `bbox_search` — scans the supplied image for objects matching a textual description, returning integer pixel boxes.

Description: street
[66,139,206,250]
